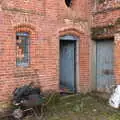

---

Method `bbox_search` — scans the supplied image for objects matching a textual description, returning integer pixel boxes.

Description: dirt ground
[23,93,120,120]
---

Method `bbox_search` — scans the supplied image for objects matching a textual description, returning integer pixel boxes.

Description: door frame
[59,35,80,92]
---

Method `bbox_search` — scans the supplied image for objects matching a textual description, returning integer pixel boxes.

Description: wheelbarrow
[0,82,57,120]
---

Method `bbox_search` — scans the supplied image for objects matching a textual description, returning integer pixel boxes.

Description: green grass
[24,93,120,120]
[46,94,120,120]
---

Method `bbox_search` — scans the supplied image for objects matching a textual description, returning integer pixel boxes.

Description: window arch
[60,35,79,41]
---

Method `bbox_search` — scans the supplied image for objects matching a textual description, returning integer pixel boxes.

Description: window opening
[65,0,72,7]
[16,32,29,67]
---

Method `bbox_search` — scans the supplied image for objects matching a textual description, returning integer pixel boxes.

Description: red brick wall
[90,0,120,86]
[91,0,120,27]
[93,10,120,27]
[0,0,90,101]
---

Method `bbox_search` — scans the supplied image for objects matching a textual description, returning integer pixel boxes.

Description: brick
[0,0,91,101]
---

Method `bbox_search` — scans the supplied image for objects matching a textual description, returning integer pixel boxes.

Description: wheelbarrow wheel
[12,108,23,120]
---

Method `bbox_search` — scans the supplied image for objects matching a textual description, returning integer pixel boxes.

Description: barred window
[16,32,29,67]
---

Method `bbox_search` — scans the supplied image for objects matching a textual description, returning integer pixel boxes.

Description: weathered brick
[0,0,90,101]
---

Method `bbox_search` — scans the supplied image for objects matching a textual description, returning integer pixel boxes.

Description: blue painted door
[60,41,76,91]
[96,40,114,91]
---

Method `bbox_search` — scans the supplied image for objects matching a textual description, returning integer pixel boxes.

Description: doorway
[96,39,114,92]
[60,35,77,92]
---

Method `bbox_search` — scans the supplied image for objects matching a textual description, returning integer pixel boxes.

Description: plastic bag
[109,85,120,108]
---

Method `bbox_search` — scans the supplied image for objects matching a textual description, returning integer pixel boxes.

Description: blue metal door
[60,40,76,91]
[96,40,114,91]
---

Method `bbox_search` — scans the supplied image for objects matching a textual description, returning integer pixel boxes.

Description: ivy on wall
[97,0,105,4]
[92,17,120,39]
[115,17,120,25]
[91,25,114,39]
[94,0,120,13]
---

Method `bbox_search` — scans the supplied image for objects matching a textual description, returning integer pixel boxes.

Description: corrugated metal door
[60,40,76,91]
[96,40,114,91]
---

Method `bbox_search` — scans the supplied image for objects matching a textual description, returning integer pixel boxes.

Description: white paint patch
[115,33,120,41]
[64,18,88,33]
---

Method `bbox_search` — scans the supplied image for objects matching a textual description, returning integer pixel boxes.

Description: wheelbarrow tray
[21,94,45,107]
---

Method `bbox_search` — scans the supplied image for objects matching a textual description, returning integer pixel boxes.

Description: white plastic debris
[109,85,120,108]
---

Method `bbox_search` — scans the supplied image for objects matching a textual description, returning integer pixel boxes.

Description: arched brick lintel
[13,24,38,43]
[58,27,84,38]
[13,24,36,35]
